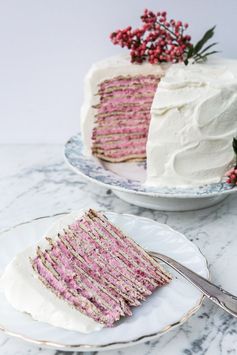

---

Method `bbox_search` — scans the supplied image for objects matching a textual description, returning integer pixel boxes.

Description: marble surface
[1,145,237,355]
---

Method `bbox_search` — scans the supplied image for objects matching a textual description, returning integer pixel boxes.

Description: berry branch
[233,137,237,167]
[225,138,237,186]
[225,167,237,186]
[110,9,218,65]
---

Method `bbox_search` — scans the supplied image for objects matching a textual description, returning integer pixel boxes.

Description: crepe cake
[1,209,171,332]
[81,56,237,187]
[31,209,171,326]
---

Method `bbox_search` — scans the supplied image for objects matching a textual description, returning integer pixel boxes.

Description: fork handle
[149,251,237,317]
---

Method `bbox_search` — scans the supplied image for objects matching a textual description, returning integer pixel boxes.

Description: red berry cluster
[225,167,237,186]
[110,9,192,64]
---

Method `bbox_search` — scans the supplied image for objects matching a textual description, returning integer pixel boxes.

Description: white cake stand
[64,133,236,211]
[112,190,227,211]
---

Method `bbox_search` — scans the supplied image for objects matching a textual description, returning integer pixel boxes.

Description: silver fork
[148,251,237,317]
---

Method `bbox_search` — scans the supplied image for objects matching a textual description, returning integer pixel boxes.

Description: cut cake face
[91,75,160,162]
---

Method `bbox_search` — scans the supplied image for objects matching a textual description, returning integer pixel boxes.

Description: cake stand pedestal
[113,190,228,211]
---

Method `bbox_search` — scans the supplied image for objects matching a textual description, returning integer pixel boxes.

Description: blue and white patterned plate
[64,133,237,200]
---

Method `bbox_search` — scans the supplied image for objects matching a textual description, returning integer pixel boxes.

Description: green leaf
[193,26,216,54]
[193,50,219,63]
[233,137,237,155]
[195,56,208,63]
[186,44,194,59]
[202,50,219,57]
[199,42,218,55]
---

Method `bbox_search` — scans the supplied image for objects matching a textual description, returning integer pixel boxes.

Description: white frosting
[146,59,237,187]
[0,211,104,333]
[80,55,165,154]
[80,55,237,187]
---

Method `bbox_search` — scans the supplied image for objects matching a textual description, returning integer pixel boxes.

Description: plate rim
[63,133,237,199]
[0,212,209,351]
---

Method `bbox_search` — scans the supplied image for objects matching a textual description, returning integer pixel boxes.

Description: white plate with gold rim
[64,133,237,211]
[0,211,209,351]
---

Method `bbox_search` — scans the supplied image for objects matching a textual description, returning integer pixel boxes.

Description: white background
[0,0,237,144]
